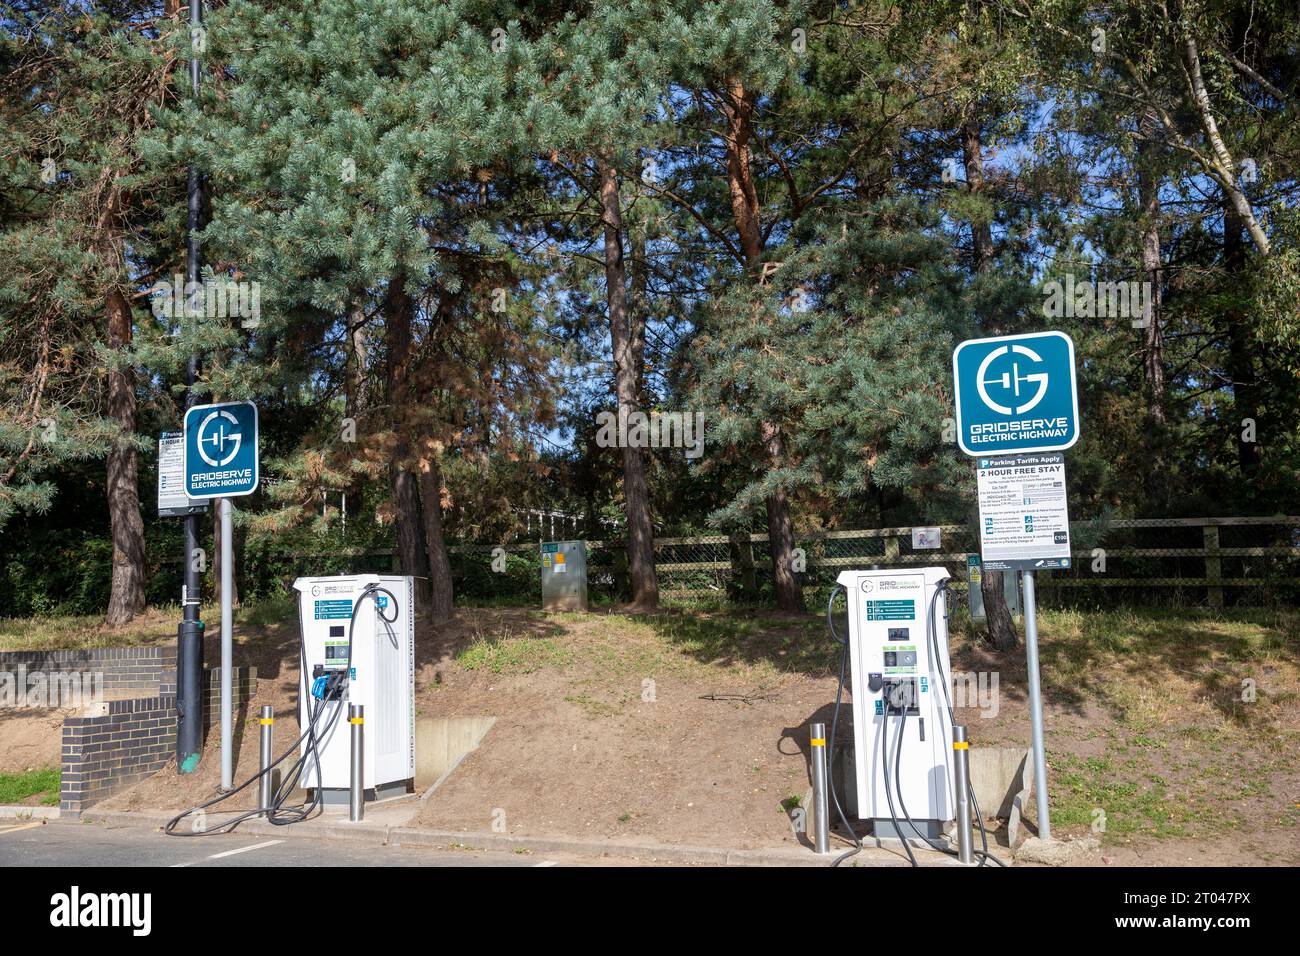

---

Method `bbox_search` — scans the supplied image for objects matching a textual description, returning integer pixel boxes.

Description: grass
[1012,607,1300,844]
[456,629,573,675]
[647,611,835,676]
[0,768,60,806]
[0,596,295,652]
[1049,751,1235,841]
[563,692,627,718]
[1035,607,1300,728]
[0,606,179,652]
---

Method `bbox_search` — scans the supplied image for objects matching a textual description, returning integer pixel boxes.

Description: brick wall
[59,666,256,813]
[0,646,177,704]
[201,666,257,730]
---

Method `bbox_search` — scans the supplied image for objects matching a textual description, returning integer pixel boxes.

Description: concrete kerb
[69,807,960,866]
[0,806,63,821]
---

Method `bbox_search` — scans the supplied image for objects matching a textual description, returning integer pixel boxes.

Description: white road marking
[207,839,283,859]
[0,822,44,836]
[533,859,558,867]
[171,838,284,867]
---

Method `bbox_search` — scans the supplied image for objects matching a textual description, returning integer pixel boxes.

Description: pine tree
[0,2,179,624]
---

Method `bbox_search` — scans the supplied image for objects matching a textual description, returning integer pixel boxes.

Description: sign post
[183,401,259,791]
[953,331,1080,842]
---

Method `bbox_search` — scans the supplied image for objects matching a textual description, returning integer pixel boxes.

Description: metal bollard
[349,704,364,822]
[258,705,274,814]
[810,722,830,855]
[953,725,973,864]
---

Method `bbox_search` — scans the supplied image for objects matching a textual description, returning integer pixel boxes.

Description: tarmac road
[0,819,574,867]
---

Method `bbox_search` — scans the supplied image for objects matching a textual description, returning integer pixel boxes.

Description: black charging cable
[824,586,867,867]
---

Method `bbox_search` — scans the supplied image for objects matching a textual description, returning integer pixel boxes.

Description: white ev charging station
[837,567,954,840]
[293,574,416,805]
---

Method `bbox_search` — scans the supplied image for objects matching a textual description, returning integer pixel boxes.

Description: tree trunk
[980,569,1018,652]
[1136,112,1168,505]
[1223,201,1262,476]
[728,531,759,600]
[962,114,1017,649]
[105,286,147,627]
[347,302,369,420]
[386,279,432,617]
[762,423,803,612]
[343,299,369,520]
[413,286,457,624]
[598,157,659,610]
[961,120,994,272]
[417,457,455,624]
[1182,37,1271,256]
[1137,136,1166,423]
[721,78,804,612]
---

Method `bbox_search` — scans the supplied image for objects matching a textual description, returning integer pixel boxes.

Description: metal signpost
[159,432,206,777]
[953,331,1080,842]
[183,400,259,791]
[177,0,206,779]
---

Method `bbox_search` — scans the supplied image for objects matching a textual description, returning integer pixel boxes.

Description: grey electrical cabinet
[541,540,588,611]
[967,554,1021,621]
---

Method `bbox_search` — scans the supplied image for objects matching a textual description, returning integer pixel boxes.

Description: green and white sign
[183,401,259,499]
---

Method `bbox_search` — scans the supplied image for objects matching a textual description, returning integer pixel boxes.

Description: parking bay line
[172,839,283,867]
[0,822,45,836]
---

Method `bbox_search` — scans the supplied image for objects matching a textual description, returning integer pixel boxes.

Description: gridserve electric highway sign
[952,331,1080,457]
[183,401,259,499]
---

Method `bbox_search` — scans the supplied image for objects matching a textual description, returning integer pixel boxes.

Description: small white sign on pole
[157,432,204,517]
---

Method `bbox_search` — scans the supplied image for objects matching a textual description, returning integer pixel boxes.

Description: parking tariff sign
[183,401,259,499]
[977,453,1072,571]
[952,331,1080,456]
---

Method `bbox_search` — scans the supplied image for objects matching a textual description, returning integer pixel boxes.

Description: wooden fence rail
[242,515,1300,607]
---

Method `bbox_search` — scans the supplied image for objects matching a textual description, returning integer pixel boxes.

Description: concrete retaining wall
[415,716,496,789]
